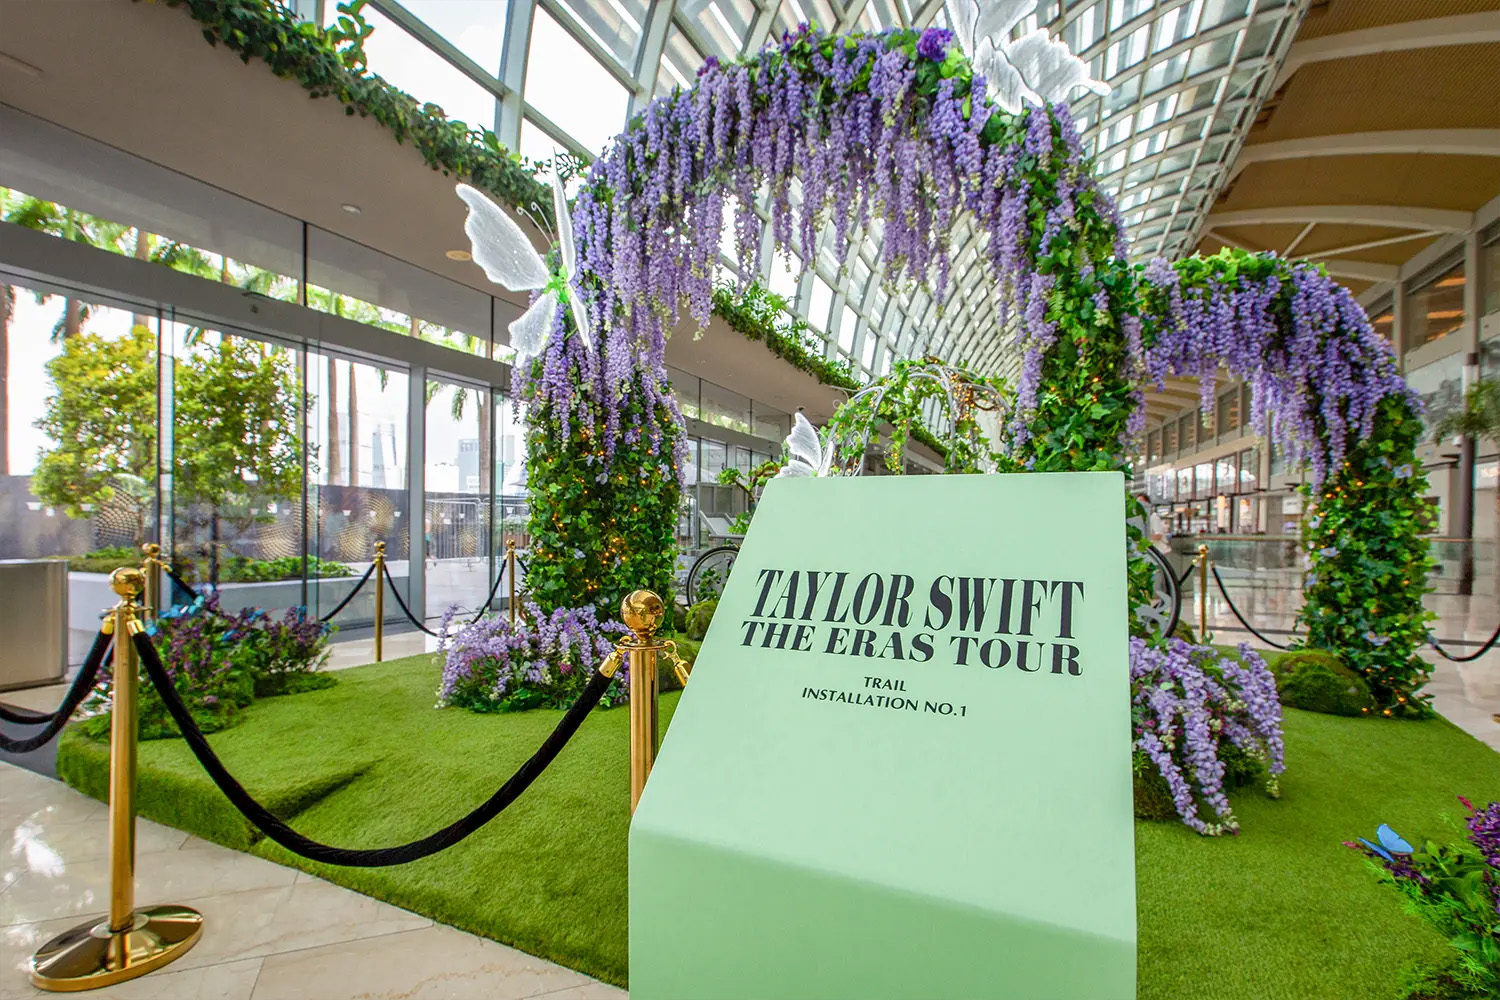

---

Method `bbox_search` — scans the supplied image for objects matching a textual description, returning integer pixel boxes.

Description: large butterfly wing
[508,290,560,358]
[552,173,578,279]
[1376,823,1414,855]
[455,184,550,292]
[785,413,825,469]
[775,459,816,480]
[1005,30,1111,106]
[972,0,1032,49]
[565,284,594,352]
[975,40,1034,114]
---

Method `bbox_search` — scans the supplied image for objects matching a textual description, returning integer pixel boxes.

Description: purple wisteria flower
[1130,637,1285,836]
[437,603,626,711]
[916,27,953,61]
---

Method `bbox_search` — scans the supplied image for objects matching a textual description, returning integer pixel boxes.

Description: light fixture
[445,249,472,261]
[340,203,362,215]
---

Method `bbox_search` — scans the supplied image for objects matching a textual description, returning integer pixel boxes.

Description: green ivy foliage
[711,281,861,390]
[1138,249,1435,716]
[711,282,950,457]
[157,0,551,220]
[823,358,1011,474]
[1300,395,1435,716]
[521,368,681,620]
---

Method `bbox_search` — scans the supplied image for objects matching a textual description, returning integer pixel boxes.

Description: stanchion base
[28,904,203,992]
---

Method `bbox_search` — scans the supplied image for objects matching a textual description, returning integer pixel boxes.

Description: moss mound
[1274,649,1372,717]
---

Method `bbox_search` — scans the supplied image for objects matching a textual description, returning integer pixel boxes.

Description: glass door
[425,377,492,617]
[306,350,410,628]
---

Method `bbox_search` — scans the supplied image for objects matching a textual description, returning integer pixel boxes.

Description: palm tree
[3,197,129,338]
[1434,379,1500,602]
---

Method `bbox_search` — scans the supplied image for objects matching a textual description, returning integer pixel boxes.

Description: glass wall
[165,321,305,622]
[0,280,158,661]
[306,350,411,628]
[1404,260,1466,356]
[425,378,494,616]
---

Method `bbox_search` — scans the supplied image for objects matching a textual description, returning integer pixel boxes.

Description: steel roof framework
[337,0,1310,383]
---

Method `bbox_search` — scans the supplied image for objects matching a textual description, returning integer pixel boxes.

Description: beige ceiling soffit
[1301,230,1442,260]
[1320,260,1399,283]
[1204,229,1262,253]
[1204,206,1473,233]
[1274,11,1500,89]
[1284,221,1317,255]
[1230,129,1500,181]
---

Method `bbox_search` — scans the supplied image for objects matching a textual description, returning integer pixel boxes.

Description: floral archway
[517,24,1134,612]
[504,24,1431,717]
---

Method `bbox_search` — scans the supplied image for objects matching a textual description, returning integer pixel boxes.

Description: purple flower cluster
[1129,637,1285,835]
[437,603,625,711]
[527,26,1109,464]
[1137,257,1417,491]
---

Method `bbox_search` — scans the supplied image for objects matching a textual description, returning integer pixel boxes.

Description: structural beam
[1230,129,1500,180]
[1319,259,1399,284]
[1204,205,1472,233]
[1275,11,1500,89]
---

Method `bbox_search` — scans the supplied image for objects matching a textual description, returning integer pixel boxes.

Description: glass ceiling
[326,0,1308,385]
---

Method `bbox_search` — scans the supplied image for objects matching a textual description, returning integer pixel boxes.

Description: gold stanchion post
[615,590,690,814]
[29,568,203,991]
[374,541,386,663]
[139,543,162,622]
[1197,543,1210,640]
[506,539,518,627]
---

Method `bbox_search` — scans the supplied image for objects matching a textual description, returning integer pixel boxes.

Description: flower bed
[1130,638,1286,835]
[437,603,624,712]
[77,595,334,740]
[1348,800,1500,998]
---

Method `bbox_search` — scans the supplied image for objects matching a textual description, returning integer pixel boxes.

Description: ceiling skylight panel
[1201,0,1251,30]
[1142,51,1190,95]
[1109,0,1155,32]
[686,0,753,56]
[657,26,704,96]
[1186,34,1236,78]
[550,0,642,66]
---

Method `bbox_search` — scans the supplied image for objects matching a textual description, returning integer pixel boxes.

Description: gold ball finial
[142,542,161,558]
[506,538,516,551]
[621,590,664,636]
[111,567,146,600]
[375,541,386,554]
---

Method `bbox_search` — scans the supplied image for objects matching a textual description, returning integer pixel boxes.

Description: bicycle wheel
[1133,545,1182,640]
[687,545,739,605]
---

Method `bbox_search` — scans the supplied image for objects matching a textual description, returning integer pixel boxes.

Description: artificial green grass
[58,655,1500,996]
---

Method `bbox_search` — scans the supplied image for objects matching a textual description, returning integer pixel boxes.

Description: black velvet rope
[0,630,112,754]
[468,561,509,626]
[132,629,614,866]
[162,566,232,618]
[1210,565,1295,650]
[316,564,376,623]
[382,563,438,636]
[1176,562,1196,587]
[1428,620,1500,663]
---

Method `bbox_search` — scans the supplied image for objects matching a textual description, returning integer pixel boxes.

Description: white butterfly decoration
[943,0,1110,114]
[775,412,838,479]
[454,174,592,358]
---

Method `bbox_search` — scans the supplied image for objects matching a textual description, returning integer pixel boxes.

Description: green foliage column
[1300,397,1435,716]
[520,368,681,620]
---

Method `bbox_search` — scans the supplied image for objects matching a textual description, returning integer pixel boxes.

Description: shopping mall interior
[3,0,1500,997]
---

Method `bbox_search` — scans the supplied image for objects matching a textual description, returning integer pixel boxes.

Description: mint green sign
[631,472,1136,999]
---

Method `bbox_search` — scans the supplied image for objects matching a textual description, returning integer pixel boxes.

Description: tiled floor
[0,764,625,1000]
[1199,574,1500,750]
